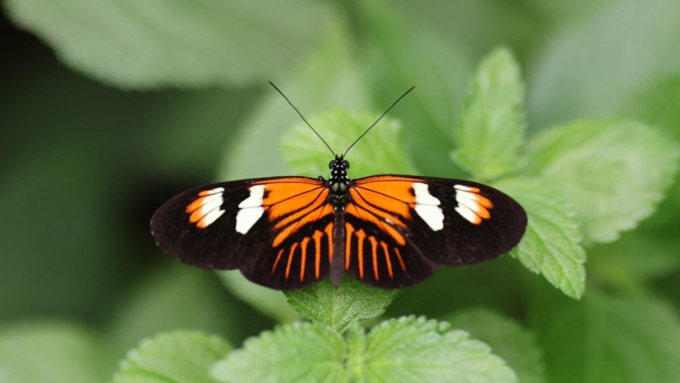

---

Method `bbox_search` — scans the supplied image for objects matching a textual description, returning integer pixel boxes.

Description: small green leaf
[280,110,415,178]
[112,331,231,383]
[447,309,546,383]
[283,275,396,333]
[0,322,113,383]
[532,289,680,383]
[526,119,680,243]
[495,177,586,299]
[349,316,517,382]
[212,322,347,383]
[452,47,526,181]
[4,0,329,89]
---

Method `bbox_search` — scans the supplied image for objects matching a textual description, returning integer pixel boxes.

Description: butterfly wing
[151,176,336,290]
[343,175,527,288]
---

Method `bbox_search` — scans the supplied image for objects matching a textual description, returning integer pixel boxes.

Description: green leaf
[495,177,586,299]
[283,275,396,333]
[112,331,231,383]
[212,322,347,383]
[280,110,415,178]
[357,0,474,177]
[446,309,546,383]
[532,289,680,383]
[526,119,680,243]
[452,47,526,181]
[349,316,517,382]
[4,0,330,89]
[528,0,680,128]
[0,322,113,383]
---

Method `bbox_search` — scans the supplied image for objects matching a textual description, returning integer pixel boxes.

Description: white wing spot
[412,182,444,231]
[454,184,490,224]
[236,185,266,234]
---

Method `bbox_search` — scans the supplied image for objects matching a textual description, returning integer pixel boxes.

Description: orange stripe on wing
[312,230,323,278]
[356,229,366,278]
[345,223,354,270]
[285,242,298,280]
[300,237,310,282]
[380,241,393,279]
[369,236,379,281]
[271,249,284,274]
[325,223,333,263]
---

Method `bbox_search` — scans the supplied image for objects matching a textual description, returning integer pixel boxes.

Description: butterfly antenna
[268,81,335,156]
[343,86,415,157]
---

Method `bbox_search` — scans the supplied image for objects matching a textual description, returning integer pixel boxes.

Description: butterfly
[151,82,527,291]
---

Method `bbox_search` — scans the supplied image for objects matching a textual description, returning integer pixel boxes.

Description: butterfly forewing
[151,176,335,290]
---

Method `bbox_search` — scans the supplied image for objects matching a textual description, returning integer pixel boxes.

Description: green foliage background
[2,0,680,382]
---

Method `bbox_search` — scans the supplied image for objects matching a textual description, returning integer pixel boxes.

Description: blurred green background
[1,0,680,382]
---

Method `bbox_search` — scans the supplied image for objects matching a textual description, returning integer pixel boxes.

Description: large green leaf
[495,177,586,299]
[349,316,517,382]
[0,323,113,383]
[447,309,546,383]
[4,0,329,89]
[212,322,347,383]
[283,275,396,333]
[528,0,680,128]
[452,47,526,181]
[357,0,473,177]
[526,119,679,243]
[113,331,231,383]
[532,289,680,383]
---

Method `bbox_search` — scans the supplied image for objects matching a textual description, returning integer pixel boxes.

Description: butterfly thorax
[327,155,351,211]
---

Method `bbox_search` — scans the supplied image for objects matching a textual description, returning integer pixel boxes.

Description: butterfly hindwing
[151,176,335,290]
[345,175,526,288]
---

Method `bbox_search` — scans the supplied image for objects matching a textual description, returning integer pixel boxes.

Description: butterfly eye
[328,160,336,169]
[343,160,350,169]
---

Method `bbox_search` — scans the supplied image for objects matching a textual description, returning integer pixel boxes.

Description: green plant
[2,0,680,382]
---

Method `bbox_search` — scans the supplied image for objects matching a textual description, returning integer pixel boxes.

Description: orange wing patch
[186,187,225,229]
[454,185,494,225]
[253,178,331,248]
